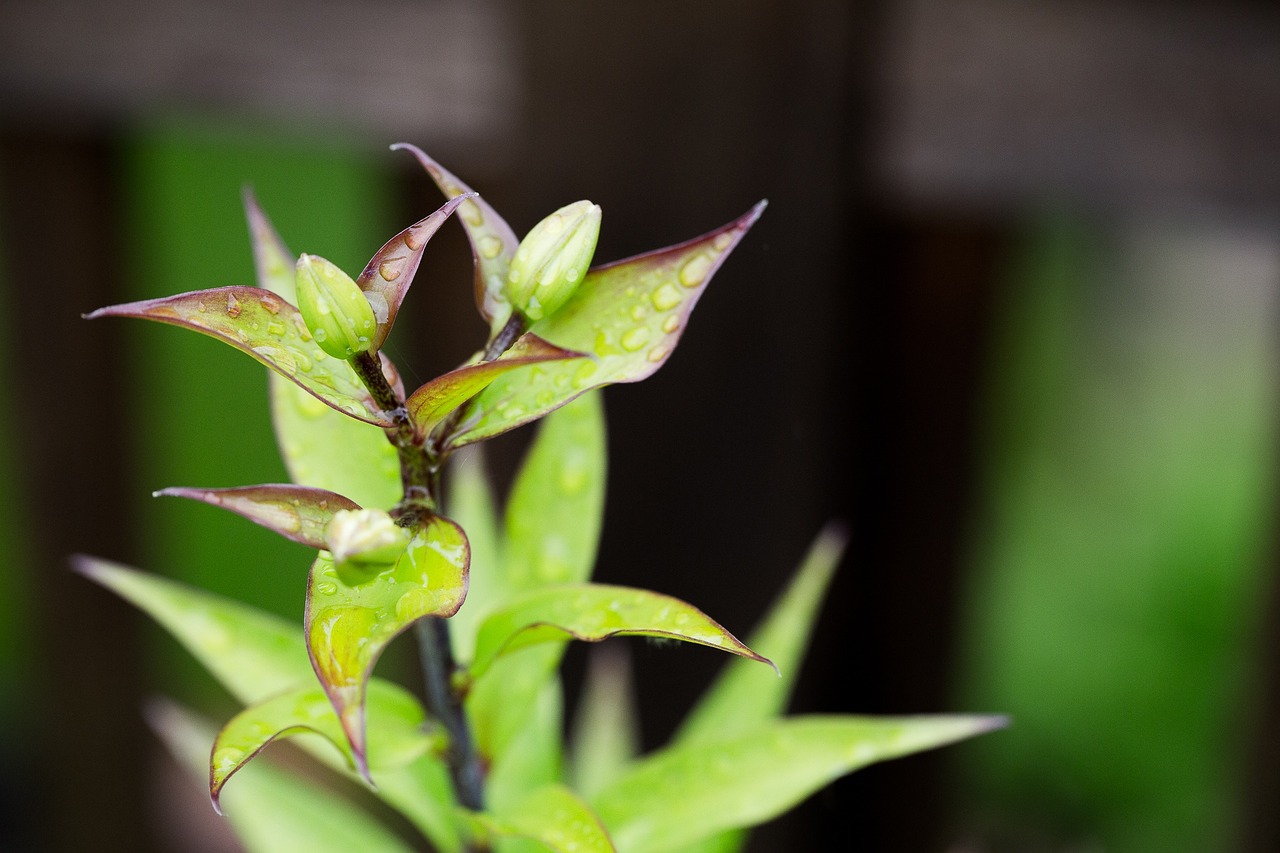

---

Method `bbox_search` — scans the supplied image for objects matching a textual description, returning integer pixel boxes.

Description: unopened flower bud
[326,508,410,573]
[506,200,601,322]
[295,254,379,360]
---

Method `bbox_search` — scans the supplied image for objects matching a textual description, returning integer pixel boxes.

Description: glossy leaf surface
[87,287,395,426]
[392,143,518,334]
[475,784,616,853]
[407,335,585,440]
[156,484,359,549]
[355,194,473,350]
[451,204,765,447]
[470,584,770,679]
[150,700,414,853]
[594,715,1007,853]
[210,681,433,808]
[306,515,469,771]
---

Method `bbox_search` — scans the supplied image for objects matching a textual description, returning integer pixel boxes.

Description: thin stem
[416,618,486,811]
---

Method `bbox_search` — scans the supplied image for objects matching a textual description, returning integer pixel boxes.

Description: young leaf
[449,204,765,447]
[86,287,396,426]
[243,188,298,303]
[468,584,772,680]
[407,335,587,440]
[155,484,360,549]
[391,143,518,335]
[210,681,433,810]
[569,646,640,799]
[355,194,474,350]
[472,784,616,853]
[149,699,415,853]
[675,522,849,745]
[305,515,469,774]
[593,715,1008,853]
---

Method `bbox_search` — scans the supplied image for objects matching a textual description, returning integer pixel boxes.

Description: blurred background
[2,0,1279,850]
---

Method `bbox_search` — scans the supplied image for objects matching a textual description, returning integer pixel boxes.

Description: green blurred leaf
[149,699,415,853]
[482,675,564,813]
[355,195,473,350]
[242,188,297,303]
[451,205,764,447]
[442,446,503,664]
[470,584,771,679]
[87,287,395,426]
[155,484,359,549]
[675,522,848,746]
[594,715,1007,853]
[569,646,640,799]
[475,784,616,853]
[409,335,585,440]
[210,681,433,808]
[392,143,518,335]
[305,515,469,772]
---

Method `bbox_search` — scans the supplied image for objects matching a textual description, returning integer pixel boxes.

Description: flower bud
[326,508,410,573]
[506,200,601,322]
[295,254,379,360]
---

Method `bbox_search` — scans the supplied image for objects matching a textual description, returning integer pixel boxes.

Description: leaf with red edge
[392,143,519,335]
[468,584,772,680]
[355,194,474,350]
[306,515,469,776]
[209,681,433,811]
[448,203,765,447]
[86,287,397,426]
[406,334,587,439]
[155,484,359,549]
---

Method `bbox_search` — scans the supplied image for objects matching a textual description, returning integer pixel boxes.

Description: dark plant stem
[415,618,486,811]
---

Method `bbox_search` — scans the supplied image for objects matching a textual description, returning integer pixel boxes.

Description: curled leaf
[469,584,772,680]
[86,287,397,426]
[305,516,469,776]
[155,484,359,549]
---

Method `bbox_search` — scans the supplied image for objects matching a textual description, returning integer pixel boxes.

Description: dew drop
[478,235,503,259]
[196,300,208,313]
[713,232,734,251]
[212,747,243,772]
[260,297,281,314]
[621,327,650,352]
[652,282,682,311]
[267,321,286,337]
[377,260,402,281]
[314,327,328,342]
[460,201,484,227]
[630,304,647,321]
[647,345,669,363]
[316,581,338,596]
[572,359,599,389]
[403,228,423,251]
[226,292,242,317]
[679,253,713,288]
[662,315,680,334]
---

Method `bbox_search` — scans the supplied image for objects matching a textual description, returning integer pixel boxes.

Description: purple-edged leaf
[469,584,772,680]
[406,335,586,439]
[450,203,766,447]
[242,188,297,303]
[86,287,396,426]
[392,143,518,334]
[355,194,474,350]
[156,484,359,549]
[210,681,433,810]
[306,515,469,776]
[471,784,616,853]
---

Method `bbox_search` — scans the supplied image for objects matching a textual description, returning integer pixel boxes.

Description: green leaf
[408,335,586,440]
[86,287,396,426]
[149,699,415,853]
[569,646,640,799]
[242,188,297,303]
[442,446,503,664]
[482,675,564,813]
[675,522,848,746]
[502,391,606,596]
[451,204,765,447]
[474,784,616,853]
[355,194,473,350]
[392,143,518,335]
[305,515,469,773]
[210,680,433,810]
[594,715,1008,853]
[470,584,771,679]
[155,484,360,549]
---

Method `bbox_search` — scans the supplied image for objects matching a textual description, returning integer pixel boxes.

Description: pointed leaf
[469,584,771,679]
[392,143,518,334]
[569,646,640,799]
[86,287,396,426]
[355,194,474,350]
[594,715,1007,853]
[306,515,469,774]
[156,484,359,549]
[210,681,433,809]
[451,204,765,447]
[676,523,848,745]
[149,700,415,853]
[474,784,616,853]
[408,335,586,440]
[442,446,503,665]
[243,188,297,303]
